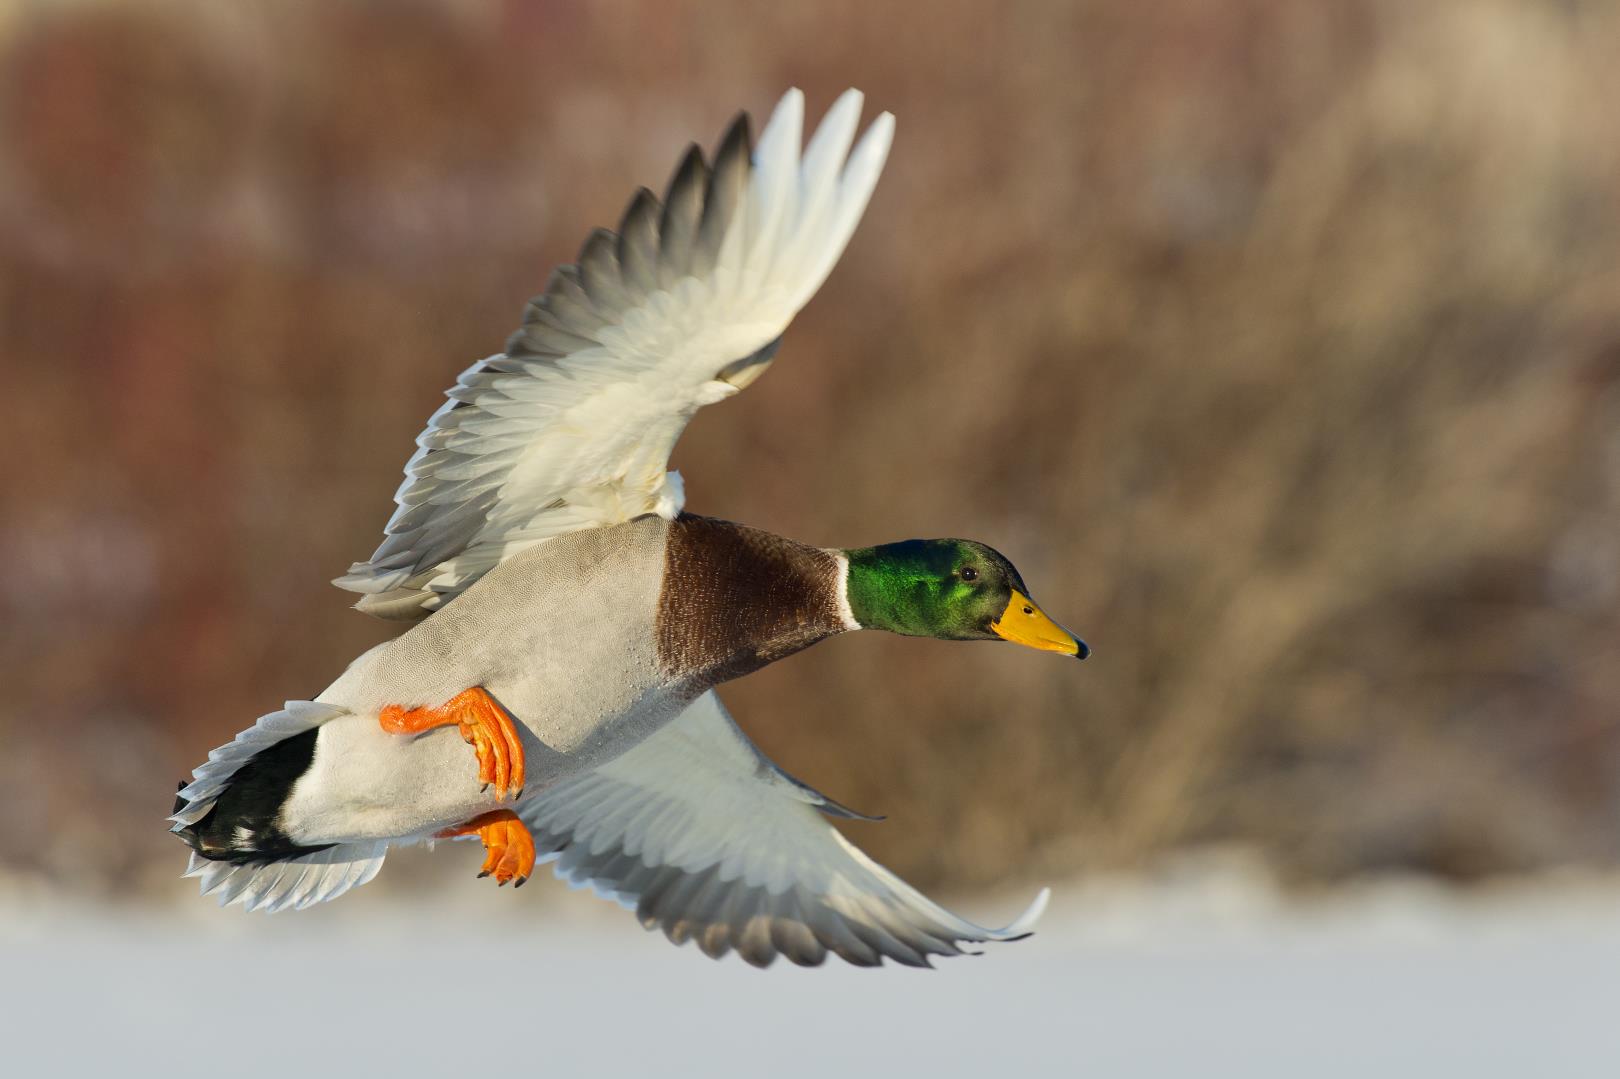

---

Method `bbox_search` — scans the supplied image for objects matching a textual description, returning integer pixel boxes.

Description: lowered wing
[518,690,1049,968]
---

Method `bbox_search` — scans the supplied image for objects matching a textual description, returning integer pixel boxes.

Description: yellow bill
[991,590,1089,659]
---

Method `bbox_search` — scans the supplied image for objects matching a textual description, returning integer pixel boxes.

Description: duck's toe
[439,809,535,888]
[378,687,525,801]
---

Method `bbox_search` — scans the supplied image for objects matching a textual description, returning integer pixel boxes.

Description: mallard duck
[170,88,1087,968]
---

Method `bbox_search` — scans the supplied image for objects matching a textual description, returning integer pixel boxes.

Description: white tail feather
[185,842,388,913]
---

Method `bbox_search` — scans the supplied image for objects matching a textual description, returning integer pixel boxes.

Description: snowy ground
[4,861,1618,1078]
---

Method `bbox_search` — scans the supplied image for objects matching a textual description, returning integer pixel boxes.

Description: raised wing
[517,691,1050,969]
[335,89,894,619]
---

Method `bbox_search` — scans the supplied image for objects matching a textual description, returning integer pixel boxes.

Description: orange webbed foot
[437,810,536,887]
[379,687,526,800]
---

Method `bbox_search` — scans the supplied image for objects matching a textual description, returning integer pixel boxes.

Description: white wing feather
[519,690,1050,969]
[335,90,894,618]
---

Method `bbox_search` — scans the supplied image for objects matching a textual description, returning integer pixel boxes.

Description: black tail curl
[172,728,332,864]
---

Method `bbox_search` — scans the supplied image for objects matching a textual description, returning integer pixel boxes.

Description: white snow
[3,861,1618,1077]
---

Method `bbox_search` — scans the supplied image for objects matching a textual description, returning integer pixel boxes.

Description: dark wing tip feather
[508,107,757,356]
[657,143,711,286]
[576,227,629,314]
[815,798,884,823]
[694,112,754,277]
[509,294,596,359]
[616,187,662,299]
[544,266,609,340]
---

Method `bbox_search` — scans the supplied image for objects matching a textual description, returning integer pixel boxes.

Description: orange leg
[379,687,526,801]
[437,810,536,887]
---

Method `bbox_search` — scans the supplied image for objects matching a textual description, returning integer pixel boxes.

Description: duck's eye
[960,566,978,582]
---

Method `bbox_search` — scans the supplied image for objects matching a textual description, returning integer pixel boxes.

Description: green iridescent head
[841,539,1088,658]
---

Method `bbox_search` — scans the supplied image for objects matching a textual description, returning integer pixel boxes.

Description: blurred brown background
[2,0,1617,903]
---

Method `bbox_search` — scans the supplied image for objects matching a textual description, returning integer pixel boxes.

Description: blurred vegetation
[1,0,1617,900]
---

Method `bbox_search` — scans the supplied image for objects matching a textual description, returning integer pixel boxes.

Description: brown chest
[655,515,846,688]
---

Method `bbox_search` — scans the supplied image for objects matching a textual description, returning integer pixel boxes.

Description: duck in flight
[171,88,1088,968]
